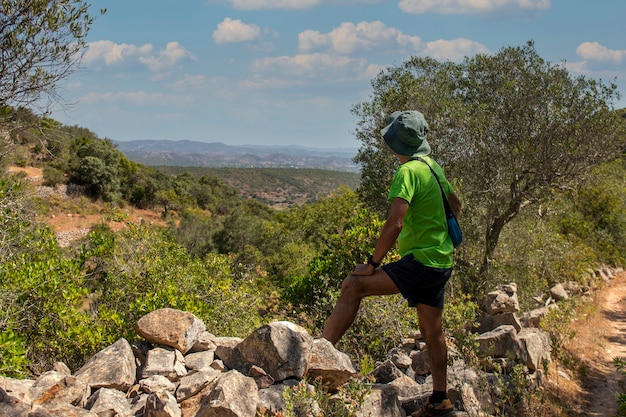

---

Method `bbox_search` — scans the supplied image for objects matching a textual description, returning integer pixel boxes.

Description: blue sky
[50,0,626,149]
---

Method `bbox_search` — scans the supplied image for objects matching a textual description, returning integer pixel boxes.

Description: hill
[156,166,360,209]
[115,140,360,172]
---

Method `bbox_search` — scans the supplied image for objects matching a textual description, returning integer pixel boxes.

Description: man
[322,110,461,417]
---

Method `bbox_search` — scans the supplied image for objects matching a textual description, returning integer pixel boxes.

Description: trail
[575,273,626,417]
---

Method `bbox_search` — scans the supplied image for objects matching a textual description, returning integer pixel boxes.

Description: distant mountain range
[114,140,360,172]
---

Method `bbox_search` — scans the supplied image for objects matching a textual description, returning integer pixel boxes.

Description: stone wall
[0,266,621,417]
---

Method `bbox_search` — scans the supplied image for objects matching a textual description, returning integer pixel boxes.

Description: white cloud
[299,21,422,54]
[398,0,551,15]
[213,18,261,44]
[227,0,321,10]
[138,42,196,72]
[83,40,194,73]
[83,40,153,66]
[576,42,626,64]
[423,38,489,61]
[296,21,486,62]
[252,53,371,79]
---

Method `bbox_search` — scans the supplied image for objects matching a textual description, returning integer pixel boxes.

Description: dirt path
[571,272,626,416]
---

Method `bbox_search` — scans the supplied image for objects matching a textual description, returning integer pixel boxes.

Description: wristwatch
[367,255,381,268]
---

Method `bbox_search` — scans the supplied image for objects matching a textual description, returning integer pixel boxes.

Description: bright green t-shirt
[388,156,454,268]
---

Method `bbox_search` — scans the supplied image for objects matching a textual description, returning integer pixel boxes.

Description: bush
[42,165,66,186]
[275,376,373,417]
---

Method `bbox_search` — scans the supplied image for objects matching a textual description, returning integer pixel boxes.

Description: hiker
[322,110,461,417]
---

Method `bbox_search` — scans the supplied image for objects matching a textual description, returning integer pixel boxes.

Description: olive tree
[353,41,626,287]
[0,0,97,109]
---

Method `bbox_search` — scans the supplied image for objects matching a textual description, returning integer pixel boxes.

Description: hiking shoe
[411,398,454,416]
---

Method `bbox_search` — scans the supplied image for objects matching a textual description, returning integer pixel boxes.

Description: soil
[567,272,626,416]
[7,165,166,243]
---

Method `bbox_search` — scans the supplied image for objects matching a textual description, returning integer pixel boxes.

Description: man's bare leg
[322,269,399,344]
[416,303,447,393]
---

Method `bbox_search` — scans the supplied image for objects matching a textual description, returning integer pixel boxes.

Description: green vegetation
[274,376,373,417]
[0,0,99,110]
[1,33,626,416]
[156,165,360,208]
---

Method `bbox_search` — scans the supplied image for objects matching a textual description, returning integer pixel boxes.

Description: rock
[1,376,34,403]
[257,380,301,414]
[189,331,218,353]
[355,384,404,417]
[306,338,357,390]
[475,312,522,334]
[139,375,178,394]
[175,369,220,402]
[236,321,313,381]
[135,308,206,354]
[74,338,137,391]
[144,390,181,417]
[476,325,522,360]
[140,346,187,382]
[388,375,427,400]
[248,365,275,390]
[410,349,431,376]
[371,360,404,384]
[214,336,245,369]
[520,304,558,328]
[85,387,132,416]
[185,350,215,371]
[30,403,99,416]
[30,372,89,409]
[51,362,71,375]
[549,283,568,301]
[485,283,520,314]
[0,388,32,417]
[389,348,413,371]
[194,370,259,417]
[517,328,551,372]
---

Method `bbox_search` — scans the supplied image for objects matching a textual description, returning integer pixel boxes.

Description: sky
[49,0,626,150]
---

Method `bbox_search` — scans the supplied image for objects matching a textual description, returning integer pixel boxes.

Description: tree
[353,41,626,285]
[0,0,97,110]
[69,137,125,201]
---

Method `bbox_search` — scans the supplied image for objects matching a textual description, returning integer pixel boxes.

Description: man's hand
[352,263,375,276]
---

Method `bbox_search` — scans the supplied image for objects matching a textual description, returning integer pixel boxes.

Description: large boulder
[74,338,137,391]
[135,308,206,354]
[236,321,313,381]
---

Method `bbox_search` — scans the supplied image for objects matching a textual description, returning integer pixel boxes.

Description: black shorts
[382,254,452,308]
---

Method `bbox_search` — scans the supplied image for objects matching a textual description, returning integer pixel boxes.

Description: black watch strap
[367,255,381,268]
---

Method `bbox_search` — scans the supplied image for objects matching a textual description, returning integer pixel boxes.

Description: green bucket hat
[381,110,431,157]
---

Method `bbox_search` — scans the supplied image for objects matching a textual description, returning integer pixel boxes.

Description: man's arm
[353,197,408,275]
